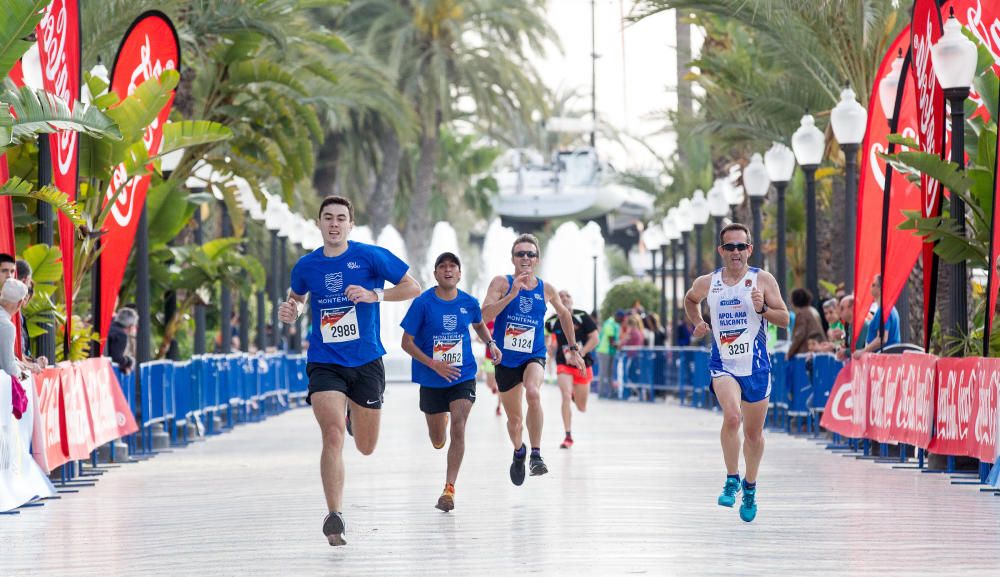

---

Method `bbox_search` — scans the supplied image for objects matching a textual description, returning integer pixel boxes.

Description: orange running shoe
[436,483,455,512]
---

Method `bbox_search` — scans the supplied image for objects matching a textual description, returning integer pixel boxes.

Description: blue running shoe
[717,477,740,507]
[739,486,758,522]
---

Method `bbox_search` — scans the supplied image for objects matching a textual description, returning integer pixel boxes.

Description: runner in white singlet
[684,223,788,523]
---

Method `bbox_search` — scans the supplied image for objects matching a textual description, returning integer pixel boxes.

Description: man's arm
[581,329,599,358]
[472,320,502,365]
[755,271,790,328]
[345,271,421,305]
[684,274,712,337]
[547,283,585,370]
[278,290,307,324]
[481,275,518,322]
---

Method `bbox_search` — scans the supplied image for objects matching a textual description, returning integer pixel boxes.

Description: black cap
[434,252,461,270]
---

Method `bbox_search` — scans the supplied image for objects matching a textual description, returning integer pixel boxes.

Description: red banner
[854,28,915,348]
[99,12,180,341]
[988,93,1000,349]
[888,352,937,448]
[819,360,858,437]
[0,61,19,257]
[973,358,1000,463]
[31,368,68,472]
[79,357,138,444]
[928,357,979,457]
[36,0,80,351]
[911,0,947,350]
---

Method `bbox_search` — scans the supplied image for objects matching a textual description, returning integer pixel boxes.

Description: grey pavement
[2,381,999,577]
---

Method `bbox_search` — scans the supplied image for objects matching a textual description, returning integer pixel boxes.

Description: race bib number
[718,328,752,360]
[433,336,463,366]
[321,306,360,343]
[504,323,535,353]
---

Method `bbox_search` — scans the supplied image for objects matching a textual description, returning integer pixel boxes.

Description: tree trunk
[675,12,692,167]
[369,125,402,239]
[312,137,339,198]
[403,123,440,284]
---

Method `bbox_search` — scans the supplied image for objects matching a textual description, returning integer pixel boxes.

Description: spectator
[816,298,845,353]
[0,253,15,284]
[13,259,46,370]
[107,307,137,374]
[787,288,826,359]
[836,294,863,360]
[621,314,645,348]
[645,312,666,346]
[854,274,900,358]
[596,309,625,396]
[0,278,28,379]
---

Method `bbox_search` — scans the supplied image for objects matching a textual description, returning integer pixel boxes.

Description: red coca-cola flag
[4,61,24,359]
[36,0,81,355]
[853,28,913,347]
[987,89,1000,352]
[911,0,947,352]
[99,12,180,341]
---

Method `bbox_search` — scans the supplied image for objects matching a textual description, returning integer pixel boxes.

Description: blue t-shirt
[400,288,482,388]
[491,275,548,367]
[865,306,901,347]
[290,241,409,367]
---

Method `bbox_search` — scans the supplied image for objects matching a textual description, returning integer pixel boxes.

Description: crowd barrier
[612,346,1000,478]
[2,353,308,513]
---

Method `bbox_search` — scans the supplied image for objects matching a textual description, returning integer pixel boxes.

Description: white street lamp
[831,85,868,291]
[743,153,770,267]
[792,113,825,302]
[764,142,795,305]
[879,50,905,120]
[830,86,868,146]
[791,113,825,166]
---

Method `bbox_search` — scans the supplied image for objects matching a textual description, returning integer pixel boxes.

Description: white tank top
[707,267,770,376]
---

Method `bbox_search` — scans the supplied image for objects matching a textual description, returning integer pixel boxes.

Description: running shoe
[436,484,455,512]
[529,453,548,476]
[510,444,526,486]
[717,477,741,507]
[559,436,574,449]
[345,408,353,437]
[739,486,758,522]
[322,512,346,546]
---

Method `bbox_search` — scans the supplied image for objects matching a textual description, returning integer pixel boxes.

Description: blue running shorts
[709,370,771,403]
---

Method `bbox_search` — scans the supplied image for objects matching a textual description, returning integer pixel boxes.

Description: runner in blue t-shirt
[278,195,420,547]
[400,252,500,512]
[481,233,585,486]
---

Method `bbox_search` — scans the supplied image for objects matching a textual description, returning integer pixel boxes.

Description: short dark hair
[15,259,31,281]
[790,287,813,308]
[511,233,540,256]
[0,253,14,266]
[318,195,354,222]
[434,252,461,270]
[719,223,753,245]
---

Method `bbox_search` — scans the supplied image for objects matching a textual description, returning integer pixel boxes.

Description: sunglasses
[720,243,750,252]
[514,251,538,258]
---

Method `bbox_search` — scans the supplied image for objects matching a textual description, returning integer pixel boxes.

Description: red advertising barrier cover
[819,361,856,437]
[32,368,68,472]
[79,357,138,444]
[971,358,1000,463]
[928,357,979,458]
[59,361,96,460]
[887,353,937,449]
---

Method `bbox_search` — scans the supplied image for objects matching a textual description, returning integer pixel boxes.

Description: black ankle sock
[727,474,740,482]
[530,447,540,458]
[743,480,756,490]
[514,445,526,458]
[565,431,572,439]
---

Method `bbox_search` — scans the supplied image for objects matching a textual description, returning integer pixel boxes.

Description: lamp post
[690,190,710,276]
[160,149,183,360]
[643,224,665,327]
[742,153,771,268]
[932,9,978,349]
[707,180,729,269]
[831,85,868,292]
[792,112,826,304]
[663,210,681,341]
[675,202,695,329]
[765,142,796,338]
[724,169,745,219]
[264,196,284,349]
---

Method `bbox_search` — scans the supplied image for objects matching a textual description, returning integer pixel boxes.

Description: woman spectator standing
[0,279,28,379]
[786,288,826,359]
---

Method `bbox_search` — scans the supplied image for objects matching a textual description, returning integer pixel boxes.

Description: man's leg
[741,398,769,483]
[499,384,524,449]
[445,399,473,485]
[522,362,546,449]
[426,412,448,449]
[346,400,381,456]
[713,377,743,476]
[311,391,348,513]
[573,373,590,412]
[557,372,574,436]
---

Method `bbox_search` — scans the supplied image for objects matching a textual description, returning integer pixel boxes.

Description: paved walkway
[2,381,999,576]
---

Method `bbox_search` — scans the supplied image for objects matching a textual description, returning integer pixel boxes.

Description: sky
[531,1,701,174]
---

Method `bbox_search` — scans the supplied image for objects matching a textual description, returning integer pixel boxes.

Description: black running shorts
[307,358,385,408]
[495,358,546,393]
[419,380,477,414]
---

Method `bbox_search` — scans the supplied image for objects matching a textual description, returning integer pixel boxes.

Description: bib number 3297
[321,306,360,343]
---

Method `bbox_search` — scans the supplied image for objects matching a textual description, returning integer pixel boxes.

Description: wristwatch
[568,345,580,352]
[756,302,768,315]
[373,288,385,302]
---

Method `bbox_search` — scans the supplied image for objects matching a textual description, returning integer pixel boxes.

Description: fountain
[541,221,610,315]
[425,221,469,291]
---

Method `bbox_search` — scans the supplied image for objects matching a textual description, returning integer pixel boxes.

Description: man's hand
[488,342,503,366]
[751,287,765,313]
[345,285,378,304]
[277,297,301,324]
[567,349,586,371]
[510,271,532,294]
[692,321,710,339]
[431,359,462,382]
